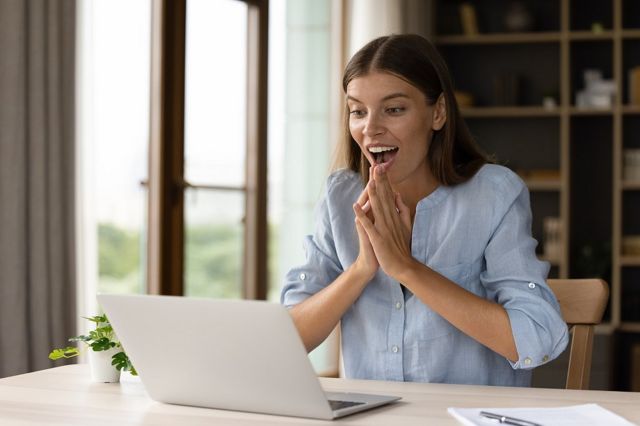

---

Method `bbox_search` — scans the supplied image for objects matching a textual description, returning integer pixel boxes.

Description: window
[183,0,248,298]
[77,0,337,375]
[78,0,337,337]
[76,0,151,316]
[146,0,269,298]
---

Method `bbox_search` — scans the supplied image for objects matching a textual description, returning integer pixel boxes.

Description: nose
[362,113,385,137]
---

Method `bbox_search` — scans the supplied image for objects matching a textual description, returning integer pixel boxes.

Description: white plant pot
[89,347,121,383]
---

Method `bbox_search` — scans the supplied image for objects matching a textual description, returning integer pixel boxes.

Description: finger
[395,192,411,231]
[353,202,380,241]
[372,166,398,227]
[356,186,369,207]
[366,179,382,222]
[366,180,393,239]
[354,213,368,243]
[354,214,375,253]
[358,180,374,217]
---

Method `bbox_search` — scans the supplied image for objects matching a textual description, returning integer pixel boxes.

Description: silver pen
[479,411,543,426]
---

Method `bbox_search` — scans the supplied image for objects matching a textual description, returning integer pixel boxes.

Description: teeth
[368,146,397,153]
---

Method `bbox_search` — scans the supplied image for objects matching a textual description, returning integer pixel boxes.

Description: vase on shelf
[504,1,534,32]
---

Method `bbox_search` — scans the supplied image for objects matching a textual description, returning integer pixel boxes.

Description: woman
[280,34,568,386]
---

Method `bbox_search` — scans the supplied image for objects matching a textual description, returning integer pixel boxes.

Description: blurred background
[1,0,640,391]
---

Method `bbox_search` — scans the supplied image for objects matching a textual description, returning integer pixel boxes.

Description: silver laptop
[98,294,400,420]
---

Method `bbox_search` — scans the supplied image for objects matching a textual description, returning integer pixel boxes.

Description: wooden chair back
[547,278,609,390]
[329,279,610,390]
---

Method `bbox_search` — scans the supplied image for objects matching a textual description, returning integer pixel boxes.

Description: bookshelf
[431,0,640,390]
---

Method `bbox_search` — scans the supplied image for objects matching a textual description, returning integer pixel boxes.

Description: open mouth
[368,146,399,166]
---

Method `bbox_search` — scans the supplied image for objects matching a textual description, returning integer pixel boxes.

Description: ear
[431,93,447,131]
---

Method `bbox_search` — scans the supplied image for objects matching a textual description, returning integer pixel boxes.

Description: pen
[479,411,543,426]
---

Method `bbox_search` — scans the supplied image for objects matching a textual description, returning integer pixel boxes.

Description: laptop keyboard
[329,400,366,411]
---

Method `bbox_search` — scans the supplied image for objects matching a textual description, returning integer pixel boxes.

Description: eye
[349,109,366,118]
[386,107,405,114]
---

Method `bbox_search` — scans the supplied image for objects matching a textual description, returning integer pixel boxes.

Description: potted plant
[49,314,137,383]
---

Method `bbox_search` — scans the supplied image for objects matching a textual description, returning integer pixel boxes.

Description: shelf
[595,323,616,335]
[622,181,640,190]
[620,256,640,266]
[435,32,561,45]
[622,29,640,39]
[622,105,640,115]
[569,107,614,115]
[525,179,562,191]
[569,31,614,41]
[461,107,561,118]
[620,322,640,333]
[434,30,635,45]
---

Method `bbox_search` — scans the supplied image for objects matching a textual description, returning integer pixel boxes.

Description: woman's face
[346,71,444,186]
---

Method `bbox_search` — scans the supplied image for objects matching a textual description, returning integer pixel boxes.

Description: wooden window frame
[147,0,269,299]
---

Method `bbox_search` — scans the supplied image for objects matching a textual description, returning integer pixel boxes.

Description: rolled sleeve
[280,181,344,308]
[506,303,568,369]
[281,235,342,307]
[480,175,569,369]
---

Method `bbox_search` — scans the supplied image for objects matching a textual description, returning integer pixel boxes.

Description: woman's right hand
[352,176,379,282]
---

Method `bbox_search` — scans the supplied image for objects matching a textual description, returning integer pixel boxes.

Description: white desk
[0,365,639,425]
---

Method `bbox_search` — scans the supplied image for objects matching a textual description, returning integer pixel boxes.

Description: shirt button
[542,355,549,362]
[395,301,403,310]
[391,345,399,353]
[299,273,306,280]
[528,282,536,289]
[524,357,532,366]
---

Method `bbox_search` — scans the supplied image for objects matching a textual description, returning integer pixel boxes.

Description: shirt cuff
[506,308,553,370]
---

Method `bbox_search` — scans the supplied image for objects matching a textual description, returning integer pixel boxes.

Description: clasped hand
[352,166,413,281]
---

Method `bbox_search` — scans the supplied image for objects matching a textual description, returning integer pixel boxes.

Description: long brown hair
[335,34,491,185]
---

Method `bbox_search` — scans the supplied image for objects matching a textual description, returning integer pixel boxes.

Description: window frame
[147,0,269,299]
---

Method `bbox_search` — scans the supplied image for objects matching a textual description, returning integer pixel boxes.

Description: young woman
[280,34,568,386]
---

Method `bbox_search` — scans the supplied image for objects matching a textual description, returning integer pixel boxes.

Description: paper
[447,404,636,426]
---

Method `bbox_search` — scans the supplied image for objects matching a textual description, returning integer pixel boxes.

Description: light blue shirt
[281,164,569,386]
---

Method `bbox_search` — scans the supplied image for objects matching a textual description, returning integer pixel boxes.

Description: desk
[0,365,639,425]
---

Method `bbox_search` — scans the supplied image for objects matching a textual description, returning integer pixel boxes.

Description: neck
[393,166,439,221]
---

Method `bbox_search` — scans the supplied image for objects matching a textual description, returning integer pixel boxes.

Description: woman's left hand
[353,165,414,279]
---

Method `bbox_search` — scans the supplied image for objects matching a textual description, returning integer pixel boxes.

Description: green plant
[49,314,137,376]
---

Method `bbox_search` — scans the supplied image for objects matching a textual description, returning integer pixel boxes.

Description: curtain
[0,0,76,378]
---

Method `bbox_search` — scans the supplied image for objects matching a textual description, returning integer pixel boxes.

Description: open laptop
[98,294,400,420]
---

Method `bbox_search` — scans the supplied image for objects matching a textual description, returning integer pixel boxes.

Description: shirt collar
[416,185,452,210]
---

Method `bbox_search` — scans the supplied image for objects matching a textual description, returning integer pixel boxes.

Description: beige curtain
[0,0,76,378]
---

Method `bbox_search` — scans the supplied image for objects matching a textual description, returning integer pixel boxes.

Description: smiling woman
[345,72,442,209]
[281,34,570,387]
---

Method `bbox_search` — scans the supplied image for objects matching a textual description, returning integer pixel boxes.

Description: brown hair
[335,34,491,185]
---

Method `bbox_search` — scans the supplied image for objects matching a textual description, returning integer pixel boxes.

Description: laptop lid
[98,294,399,420]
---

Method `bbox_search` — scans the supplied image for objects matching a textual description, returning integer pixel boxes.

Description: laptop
[98,294,400,420]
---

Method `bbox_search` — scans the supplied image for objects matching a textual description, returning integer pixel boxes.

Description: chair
[327,279,610,390]
[547,278,609,390]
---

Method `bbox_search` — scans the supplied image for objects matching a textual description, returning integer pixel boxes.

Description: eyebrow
[346,93,410,103]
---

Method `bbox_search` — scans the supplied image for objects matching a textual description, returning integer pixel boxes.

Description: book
[630,66,640,105]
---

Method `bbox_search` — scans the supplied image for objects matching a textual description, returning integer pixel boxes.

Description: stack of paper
[447,404,635,426]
